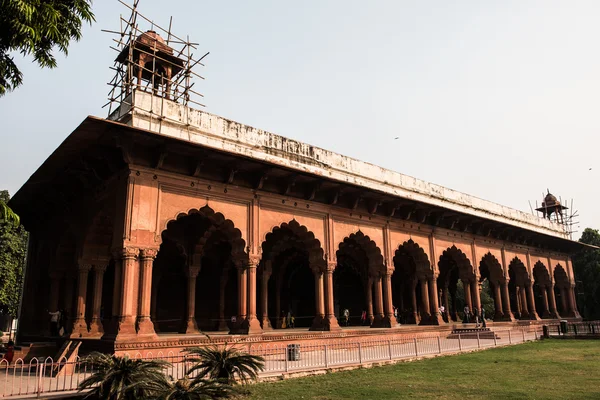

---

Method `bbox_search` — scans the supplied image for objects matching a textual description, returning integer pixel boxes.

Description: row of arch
[41,206,579,339]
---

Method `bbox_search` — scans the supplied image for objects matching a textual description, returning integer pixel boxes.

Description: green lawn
[247,340,600,399]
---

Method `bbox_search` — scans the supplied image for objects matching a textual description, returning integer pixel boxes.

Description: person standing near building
[463,305,470,324]
[360,310,367,326]
[481,307,487,328]
[343,308,350,326]
[48,310,61,336]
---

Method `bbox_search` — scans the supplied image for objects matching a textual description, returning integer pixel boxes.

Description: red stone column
[541,285,550,318]
[526,283,541,320]
[548,284,560,319]
[366,276,374,325]
[244,257,263,334]
[261,266,272,330]
[237,265,248,326]
[519,286,529,319]
[324,262,341,331]
[137,249,158,336]
[559,287,568,315]
[373,274,384,326]
[428,277,442,325]
[463,281,472,312]
[108,258,122,335]
[471,281,482,317]
[501,281,515,321]
[70,264,91,338]
[48,270,62,314]
[89,265,107,336]
[442,286,450,322]
[184,266,200,334]
[493,283,503,320]
[419,279,430,322]
[382,270,395,327]
[310,269,325,331]
[116,247,140,337]
[412,279,420,324]
[568,284,580,318]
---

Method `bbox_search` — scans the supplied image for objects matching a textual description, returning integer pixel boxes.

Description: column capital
[325,261,337,273]
[93,264,107,273]
[113,246,139,260]
[186,266,201,278]
[248,254,261,268]
[77,264,93,273]
[140,248,159,260]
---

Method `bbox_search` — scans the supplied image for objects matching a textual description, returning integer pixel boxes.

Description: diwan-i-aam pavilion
[10,31,583,355]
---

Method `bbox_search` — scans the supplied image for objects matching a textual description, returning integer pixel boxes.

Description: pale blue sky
[1,1,598,236]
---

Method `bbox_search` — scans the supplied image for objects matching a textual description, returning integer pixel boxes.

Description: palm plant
[186,344,265,384]
[78,352,170,400]
[153,376,238,400]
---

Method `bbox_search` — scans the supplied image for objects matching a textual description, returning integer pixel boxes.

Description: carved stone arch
[394,239,431,279]
[337,231,384,277]
[533,261,551,287]
[438,245,474,283]
[553,264,569,289]
[508,257,530,286]
[262,219,325,270]
[479,252,505,285]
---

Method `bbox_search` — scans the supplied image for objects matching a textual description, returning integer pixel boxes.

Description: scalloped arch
[262,220,324,265]
[533,261,551,286]
[438,245,474,281]
[479,252,505,284]
[337,231,384,275]
[553,264,569,287]
[393,239,431,278]
[508,257,530,286]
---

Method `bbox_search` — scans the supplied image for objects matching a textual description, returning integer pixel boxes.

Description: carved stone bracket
[140,248,159,260]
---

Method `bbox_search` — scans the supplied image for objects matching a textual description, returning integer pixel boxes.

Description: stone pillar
[570,285,581,318]
[217,271,228,331]
[501,281,515,321]
[547,284,560,319]
[373,274,385,326]
[381,270,395,327]
[428,277,442,325]
[310,269,325,331]
[49,270,62,313]
[115,247,140,337]
[463,281,473,312]
[137,249,158,336]
[471,281,482,316]
[244,258,263,334]
[109,258,122,335]
[411,279,420,324]
[419,279,430,323]
[62,272,75,333]
[519,286,530,319]
[541,285,550,318]
[261,267,272,330]
[366,276,374,325]
[442,286,450,323]
[515,285,522,317]
[89,265,107,336]
[324,262,341,331]
[150,272,161,332]
[70,265,91,338]
[184,266,200,334]
[493,283,503,320]
[559,286,568,316]
[237,264,248,326]
[526,283,540,320]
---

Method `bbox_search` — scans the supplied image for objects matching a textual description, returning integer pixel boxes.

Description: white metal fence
[0,327,542,398]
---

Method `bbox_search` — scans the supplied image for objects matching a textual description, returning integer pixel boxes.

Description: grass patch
[247,340,600,399]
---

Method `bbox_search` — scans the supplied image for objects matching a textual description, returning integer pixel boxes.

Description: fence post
[413,337,418,357]
[522,329,525,342]
[437,336,442,354]
[493,331,497,346]
[477,331,481,348]
[284,347,289,373]
[324,344,329,368]
[508,330,512,344]
[358,342,362,364]
[388,340,393,360]
[36,360,43,397]
[458,334,462,351]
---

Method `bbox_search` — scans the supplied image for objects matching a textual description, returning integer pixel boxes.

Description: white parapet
[108,90,567,239]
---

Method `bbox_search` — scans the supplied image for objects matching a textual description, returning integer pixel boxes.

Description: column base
[550,311,561,320]
[309,315,325,331]
[261,316,273,330]
[376,316,400,328]
[428,314,444,325]
[136,316,156,336]
[529,312,542,321]
[70,318,89,338]
[183,317,199,334]
[371,315,385,328]
[88,318,104,337]
[241,316,263,335]
[501,311,516,322]
[323,315,341,331]
[217,318,229,332]
[494,311,504,321]
[418,314,432,326]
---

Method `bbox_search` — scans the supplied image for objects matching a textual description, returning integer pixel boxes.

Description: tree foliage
[0,190,27,318]
[0,0,95,95]
[572,228,600,320]
[153,376,237,400]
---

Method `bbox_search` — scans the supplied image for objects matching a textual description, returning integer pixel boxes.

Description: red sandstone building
[10,31,582,355]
